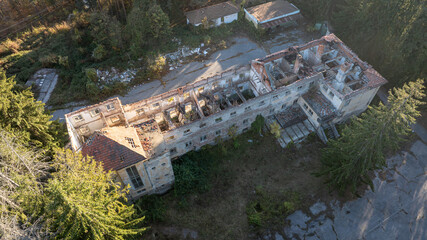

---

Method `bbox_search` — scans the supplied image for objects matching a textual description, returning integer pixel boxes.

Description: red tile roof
[81,133,146,171]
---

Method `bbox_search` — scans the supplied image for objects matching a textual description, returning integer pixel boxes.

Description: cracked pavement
[275,140,427,240]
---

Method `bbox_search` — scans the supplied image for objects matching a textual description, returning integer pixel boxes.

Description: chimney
[316,45,325,62]
[293,54,302,74]
[333,62,352,91]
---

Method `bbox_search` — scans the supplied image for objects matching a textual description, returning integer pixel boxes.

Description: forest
[1,0,425,105]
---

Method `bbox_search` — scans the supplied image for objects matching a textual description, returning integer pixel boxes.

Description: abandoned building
[65,34,387,199]
[184,1,239,27]
[244,0,302,29]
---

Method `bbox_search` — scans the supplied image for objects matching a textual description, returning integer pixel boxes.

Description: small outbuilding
[185,1,239,28]
[244,0,302,29]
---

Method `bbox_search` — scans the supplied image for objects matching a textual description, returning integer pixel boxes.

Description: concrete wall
[335,86,379,123]
[187,13,238,27]
[223,13,238,24]
[117,151,174,199]
[244,9,259,28]
[65,98,126,148]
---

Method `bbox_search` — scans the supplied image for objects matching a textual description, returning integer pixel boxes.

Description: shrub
[246,188,301,228]
[135,195,166,222]
[251,115,265,134]
[269,121,281,139]
[92,44,107,61]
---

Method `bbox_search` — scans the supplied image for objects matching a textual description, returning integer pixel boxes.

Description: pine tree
[315,79,425,194]
[36,149,146,240]
[0,71,66,151]
[0,129,47,239]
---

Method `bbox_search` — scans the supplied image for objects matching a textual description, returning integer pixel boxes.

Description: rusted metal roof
[246,0,300,23]
[185,1,239,25]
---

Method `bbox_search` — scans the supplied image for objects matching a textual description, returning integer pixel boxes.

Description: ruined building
[65,34,387,199]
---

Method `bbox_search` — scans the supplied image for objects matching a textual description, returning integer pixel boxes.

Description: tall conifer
[316,79,425,194]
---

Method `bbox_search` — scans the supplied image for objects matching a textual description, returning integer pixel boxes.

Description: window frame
[126,166,144,189]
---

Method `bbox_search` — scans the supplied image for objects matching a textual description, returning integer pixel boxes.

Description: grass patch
[246,186,301,229]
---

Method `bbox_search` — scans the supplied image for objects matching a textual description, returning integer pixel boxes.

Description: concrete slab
[280,130,292,145]
[297,122,310,136]
[282,141,427,240]
[303,119,315,132]
[291,125,304,140]
[285,127,297,141]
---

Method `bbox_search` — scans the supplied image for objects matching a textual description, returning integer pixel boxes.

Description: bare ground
[142,133,346,240]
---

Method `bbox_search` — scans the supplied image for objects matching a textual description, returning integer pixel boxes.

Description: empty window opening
[230,112,236,116]
[136,189,146,194]
[243,119,249,124]
[126,166,144,189]
[303,103,308,110]
[152,103,160,109]
[80,126,90,134]
[216,130,221,135]
[273,95,279,100]
[259,101,265,106]
[329,91,335,98]
[74,115,83,122]
[245,106,251,111]
[200,123,207,128]
[106,103,115,111]
[184,129,191,135]
[125,137,137,148]
[200,135,207,142]
[152,167,156,170]
[161,163,166,166]
[110,116,120,123]
[185,141,193,148]
[90,108,101,117]
[297,85,303,90]
[308,109,314,115]
[170,147,177,154]
[215,117,223,123]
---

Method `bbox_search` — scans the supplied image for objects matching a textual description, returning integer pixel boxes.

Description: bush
[135,195,166,222]
[251,115,265,134]
[172,152,213,197]
[246,187,301,228]
[269,121,281,139]
[92,44,107,61]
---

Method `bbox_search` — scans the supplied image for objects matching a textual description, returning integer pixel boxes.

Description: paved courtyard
[268,140,427,240]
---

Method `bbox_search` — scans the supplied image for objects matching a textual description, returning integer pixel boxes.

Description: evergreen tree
[316,79,425,194]
[37,149,146,240]
[0,71,65,151]
[0,129,47,239]
[126,0,171,56]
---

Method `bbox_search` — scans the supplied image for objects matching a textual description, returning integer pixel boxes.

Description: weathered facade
[65,34,387,199]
